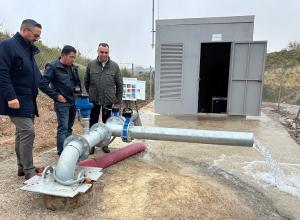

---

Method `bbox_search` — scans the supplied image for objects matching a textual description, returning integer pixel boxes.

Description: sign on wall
[212,34,222,41]
[123,77,146,101]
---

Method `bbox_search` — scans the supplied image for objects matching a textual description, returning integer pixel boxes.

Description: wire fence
[33,47,156,101]
[263,65,300,109]
[38,50,300,107]
[119,64,155,101]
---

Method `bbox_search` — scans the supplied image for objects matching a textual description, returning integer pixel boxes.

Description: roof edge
[156,15,255,26]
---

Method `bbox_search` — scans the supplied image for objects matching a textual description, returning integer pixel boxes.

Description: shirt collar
[14,32,40,55]
[97,57,110,67]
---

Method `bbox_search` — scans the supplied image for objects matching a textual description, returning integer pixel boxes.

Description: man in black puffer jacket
[0,19,42,180]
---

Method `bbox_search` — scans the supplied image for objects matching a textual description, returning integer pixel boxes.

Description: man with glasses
[84,43,123,154]
[0,19,42,180]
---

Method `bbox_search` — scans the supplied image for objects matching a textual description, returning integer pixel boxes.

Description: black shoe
[102,146,111,153]
[18,166,24,176]
[90,146,95,155]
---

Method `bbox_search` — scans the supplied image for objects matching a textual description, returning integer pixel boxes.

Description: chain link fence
[119,63,155,101]
[33,41,90,84]
[1,31,155,102]
[36,52,156,102]
[263,65,300,110]
[35,49,156,102]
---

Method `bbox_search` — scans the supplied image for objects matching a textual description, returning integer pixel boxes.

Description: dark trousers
[54,103,76,155]
[89,104,112,127]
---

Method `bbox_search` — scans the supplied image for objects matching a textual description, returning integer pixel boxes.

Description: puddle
[242,138,300,198]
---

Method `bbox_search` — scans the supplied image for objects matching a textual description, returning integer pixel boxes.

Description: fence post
[149,65,152,99]
[277,66,285,112]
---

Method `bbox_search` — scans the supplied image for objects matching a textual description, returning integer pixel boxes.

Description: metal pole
[152,0,155,49]
[149,65,152,99]
[107,124,254,147]
[157,0,160,19]
[296,107,300,130]
[132,63,134,75]
[277,67,284,112]
[297,108,300,120]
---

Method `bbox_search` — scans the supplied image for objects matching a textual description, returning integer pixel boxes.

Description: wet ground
[0,102,299,219]
[262,102,300,145]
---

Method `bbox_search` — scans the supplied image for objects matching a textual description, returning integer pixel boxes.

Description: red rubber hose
[79,142,146,168]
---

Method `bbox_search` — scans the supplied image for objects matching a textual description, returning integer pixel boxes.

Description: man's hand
[57,95,67,103]
[8,99,20,109]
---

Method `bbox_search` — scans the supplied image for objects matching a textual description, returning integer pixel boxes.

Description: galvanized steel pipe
[54,116,254,185]
[54,123,112,185]
[106,124,254,147]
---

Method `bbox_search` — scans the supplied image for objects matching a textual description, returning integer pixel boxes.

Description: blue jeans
[55,103,76,155]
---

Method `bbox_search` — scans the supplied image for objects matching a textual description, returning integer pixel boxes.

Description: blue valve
[122,116,131,142]
[75,96,94,118]
[122,108,133,142]
[112,107,119,117]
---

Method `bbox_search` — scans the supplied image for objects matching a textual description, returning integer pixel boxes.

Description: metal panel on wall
[228,41,267,116]
[159,44,183,100]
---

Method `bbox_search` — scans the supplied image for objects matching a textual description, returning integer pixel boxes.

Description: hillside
[263,47,300,104]
[0,31,90,80]
[1,31,299,104]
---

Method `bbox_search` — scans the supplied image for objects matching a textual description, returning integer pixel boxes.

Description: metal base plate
[21,166,103,198]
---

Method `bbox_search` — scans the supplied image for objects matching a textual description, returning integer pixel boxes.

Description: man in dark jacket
[84,43,123,153]
[0,19,42,180]
[39,45,82,155]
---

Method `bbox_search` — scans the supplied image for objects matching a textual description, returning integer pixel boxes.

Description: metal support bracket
[21,166,103,198]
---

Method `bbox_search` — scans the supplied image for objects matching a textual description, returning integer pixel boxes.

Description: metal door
[228,41,267,115]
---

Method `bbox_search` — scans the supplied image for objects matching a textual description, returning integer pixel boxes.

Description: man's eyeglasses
[28,29,41,39]
[100,51,108,54]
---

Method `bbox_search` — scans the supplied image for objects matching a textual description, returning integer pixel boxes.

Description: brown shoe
[18,167,24,176]
[25,172,36,180]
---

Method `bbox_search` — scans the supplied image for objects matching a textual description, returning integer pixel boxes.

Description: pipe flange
[90,123,112,148]
[77,136,90,161]
[127,122,134,142]
[63,135,78,148]
[106,116,124,125]
[64,134,90,161]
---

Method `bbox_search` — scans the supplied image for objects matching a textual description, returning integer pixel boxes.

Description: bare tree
[287,41,300,51]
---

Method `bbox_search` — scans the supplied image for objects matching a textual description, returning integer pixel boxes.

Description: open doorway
[198,42,231,113]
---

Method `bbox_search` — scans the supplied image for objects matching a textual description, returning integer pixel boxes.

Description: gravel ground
[262,102,300,145]
[0,98,297,219]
